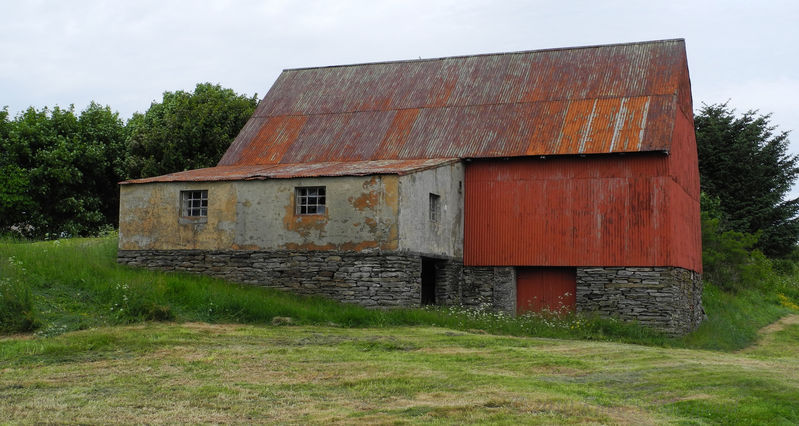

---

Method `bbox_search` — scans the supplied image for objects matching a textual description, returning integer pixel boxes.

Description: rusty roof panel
[121,158,459,184]
[213,39,690,171]
[220,94,674,165]
[256,39,685,117]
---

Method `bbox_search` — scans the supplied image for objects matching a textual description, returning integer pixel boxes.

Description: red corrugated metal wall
[464,61,701,272]
[464,152,701,272]
[516,268,576,314]
[666,105,702,272]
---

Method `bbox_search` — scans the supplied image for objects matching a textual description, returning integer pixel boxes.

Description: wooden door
[516,268,576,314]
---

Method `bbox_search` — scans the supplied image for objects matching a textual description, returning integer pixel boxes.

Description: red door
[516,268,576,314]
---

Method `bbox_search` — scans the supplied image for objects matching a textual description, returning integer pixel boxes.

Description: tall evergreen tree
[695,102,799,257]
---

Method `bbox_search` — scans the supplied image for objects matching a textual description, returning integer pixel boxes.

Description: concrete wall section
[397,162,464,258]
[119,175,401,252]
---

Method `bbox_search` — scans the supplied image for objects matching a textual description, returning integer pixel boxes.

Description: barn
[117,39,703,334]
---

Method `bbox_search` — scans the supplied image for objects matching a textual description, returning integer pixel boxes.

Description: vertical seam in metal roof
[608,97,628,152]
[577,99,599,154]
[637,97,652,151]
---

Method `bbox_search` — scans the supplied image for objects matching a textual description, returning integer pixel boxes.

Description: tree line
[1,89,797,259]
[0,83,257,239]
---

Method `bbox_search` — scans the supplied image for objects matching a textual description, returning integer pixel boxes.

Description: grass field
[2,320,798,423]
[1,236,799,423]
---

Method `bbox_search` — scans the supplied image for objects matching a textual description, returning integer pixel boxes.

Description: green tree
[695,102,799,257]
[124,83,257,179]
[0,103,127,238]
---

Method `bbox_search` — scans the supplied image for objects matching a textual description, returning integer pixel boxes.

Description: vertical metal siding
[666,100,702,273]
[516,268,577,314]
[464,155,683,268]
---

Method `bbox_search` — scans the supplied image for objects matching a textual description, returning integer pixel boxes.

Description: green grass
[1,322,798,423]
[0,236,670,344]
[1,236,799,423]
[0,236,797,351]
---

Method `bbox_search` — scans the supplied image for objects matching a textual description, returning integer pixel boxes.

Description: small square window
[296,186,326,215]
[181,190,208,217]
[429,193,440,223]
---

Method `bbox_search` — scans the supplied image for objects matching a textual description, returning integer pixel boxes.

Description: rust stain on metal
[122,159,458,184]
[209,39,688,169]
[234,115,307,165]
[464,152,701,272]
[375,109,420,159]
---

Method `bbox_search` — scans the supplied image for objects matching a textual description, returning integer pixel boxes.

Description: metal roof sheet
[218,39,691,167]
[121,158,459,184]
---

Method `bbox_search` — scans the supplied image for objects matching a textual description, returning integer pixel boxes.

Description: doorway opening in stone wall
[421,257,440,305]
[516,267,576,315]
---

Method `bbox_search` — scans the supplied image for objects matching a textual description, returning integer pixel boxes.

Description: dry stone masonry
[118,250,423,307]
[118,250,702,335]
[576,266,704,335]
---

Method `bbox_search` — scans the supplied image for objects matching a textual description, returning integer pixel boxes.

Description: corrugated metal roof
[121,158,459,184]
[218,39,690,167]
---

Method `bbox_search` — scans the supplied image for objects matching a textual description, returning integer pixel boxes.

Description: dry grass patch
[1,322,798,423]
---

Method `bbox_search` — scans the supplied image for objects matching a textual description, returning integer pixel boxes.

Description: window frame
[429,193,441,223]
[180,190,208,220]
[295,186,326,215]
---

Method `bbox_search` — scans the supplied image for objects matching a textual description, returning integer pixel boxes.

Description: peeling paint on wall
[118,172,420,254]
[119,182,237,250]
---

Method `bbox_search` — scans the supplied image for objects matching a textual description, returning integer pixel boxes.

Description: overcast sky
[2,1,798,166]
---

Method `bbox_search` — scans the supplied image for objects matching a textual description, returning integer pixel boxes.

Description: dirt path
[739,314,799,353]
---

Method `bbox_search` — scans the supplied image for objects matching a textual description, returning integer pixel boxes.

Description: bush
[701,194,773,292]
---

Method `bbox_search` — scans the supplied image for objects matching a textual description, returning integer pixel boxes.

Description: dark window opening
[180,190,208,217]
[296,186,326,215]
[421,257,438,305]
[429,193,440,222]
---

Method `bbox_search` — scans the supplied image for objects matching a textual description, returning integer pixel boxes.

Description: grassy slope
[1,236,799,422]
[1,322,798,424]
[0,237,671,344]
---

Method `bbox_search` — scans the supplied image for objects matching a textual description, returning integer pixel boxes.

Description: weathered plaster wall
[119,182,238,250]
[397,162,464,258]
[119,175,401,252]
[233,175,400,252]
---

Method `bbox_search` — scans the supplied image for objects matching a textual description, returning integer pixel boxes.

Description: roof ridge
[282,38,685,72]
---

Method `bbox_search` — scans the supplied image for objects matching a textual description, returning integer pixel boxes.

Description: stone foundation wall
[576,266,703,335]
[118,250,702,334]
[460,266,516,314]
[434,260,463,306]
[118,249,425,307]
